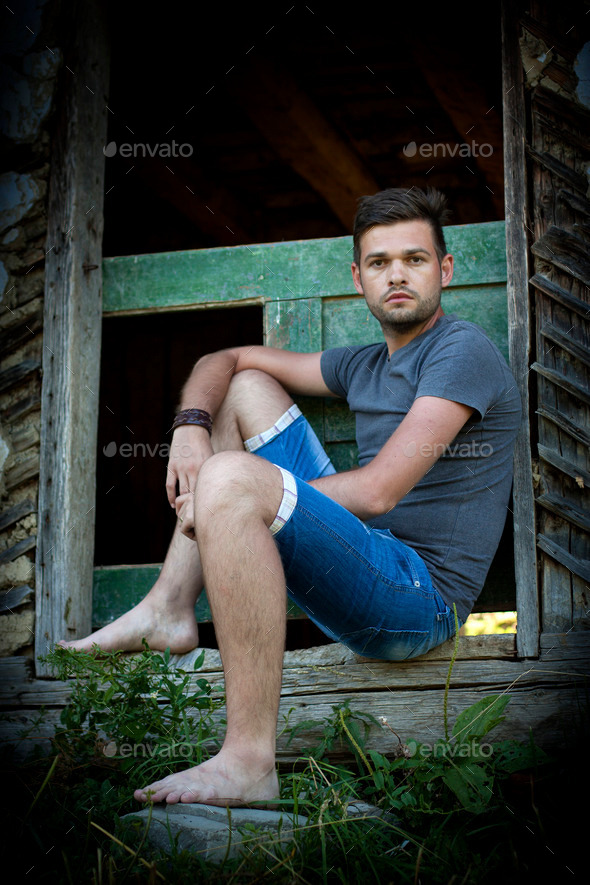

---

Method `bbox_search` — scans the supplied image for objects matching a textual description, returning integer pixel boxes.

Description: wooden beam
[229,57,380,229]
[3,637,589,759]
[35,0,109,674]
[501,0,540,658]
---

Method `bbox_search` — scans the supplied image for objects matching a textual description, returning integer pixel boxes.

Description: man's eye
[371,260,384,267]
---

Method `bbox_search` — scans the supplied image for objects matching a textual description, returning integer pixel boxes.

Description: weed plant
[1,639,586,884]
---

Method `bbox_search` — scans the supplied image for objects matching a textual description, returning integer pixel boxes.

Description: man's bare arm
[308,396,474,519]
[179,345,334,410]
[167,346,334,507]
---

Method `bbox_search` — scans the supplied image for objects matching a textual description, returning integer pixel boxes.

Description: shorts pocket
[339,626,431,661]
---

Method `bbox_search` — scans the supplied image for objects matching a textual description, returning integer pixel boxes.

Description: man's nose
[388,261,407,286]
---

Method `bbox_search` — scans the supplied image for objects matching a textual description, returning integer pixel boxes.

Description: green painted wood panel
[92,566,305,630]
[319,286,508,360]
[94,220,513,627]
[102,222,506,313]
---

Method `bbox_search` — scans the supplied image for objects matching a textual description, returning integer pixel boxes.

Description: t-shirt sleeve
[320,346,365,399]
[415,324,509,421]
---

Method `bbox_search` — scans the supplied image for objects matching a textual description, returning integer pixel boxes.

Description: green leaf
[368,749,390,770]
[453,694,511,743]
[102,685,117,705]
[372,769,384,790]
[492,739,551,774]
[443,763,494,813]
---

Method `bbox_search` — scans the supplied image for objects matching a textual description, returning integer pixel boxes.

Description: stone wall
[0,0,62,656]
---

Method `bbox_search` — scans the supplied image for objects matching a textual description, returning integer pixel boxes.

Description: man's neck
[384,306,445,356]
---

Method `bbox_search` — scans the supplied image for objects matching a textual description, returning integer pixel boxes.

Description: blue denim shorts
[244,405,461,661]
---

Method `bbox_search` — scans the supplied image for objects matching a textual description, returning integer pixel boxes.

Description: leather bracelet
[172,408,213,435]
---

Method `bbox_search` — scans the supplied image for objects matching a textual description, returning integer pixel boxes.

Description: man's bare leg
[59,371,294,653]
[134,450,286,805]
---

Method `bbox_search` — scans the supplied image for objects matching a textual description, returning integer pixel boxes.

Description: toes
[179,787,201,803]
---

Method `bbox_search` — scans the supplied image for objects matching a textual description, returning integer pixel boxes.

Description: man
[62,187,521,807]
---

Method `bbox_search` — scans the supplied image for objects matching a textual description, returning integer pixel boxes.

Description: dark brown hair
[353,187,452,265]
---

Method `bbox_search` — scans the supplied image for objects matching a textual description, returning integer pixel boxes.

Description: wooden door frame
[34,0,540,675]
[34,0,110,675]
[501,0,540,657]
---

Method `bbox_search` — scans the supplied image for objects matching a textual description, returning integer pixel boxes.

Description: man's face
[351,220,453,333]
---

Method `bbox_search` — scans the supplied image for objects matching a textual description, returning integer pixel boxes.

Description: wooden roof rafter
[228,56,380,230]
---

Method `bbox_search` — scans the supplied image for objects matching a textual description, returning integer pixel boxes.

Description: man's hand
[166,424,214,509]
[175,491,196,539]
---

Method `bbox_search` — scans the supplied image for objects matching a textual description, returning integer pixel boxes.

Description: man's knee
[226,369,292,412]
[225,369,274,403]
[195,451,282,526]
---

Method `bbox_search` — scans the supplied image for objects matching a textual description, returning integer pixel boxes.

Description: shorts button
[414,580,420,587]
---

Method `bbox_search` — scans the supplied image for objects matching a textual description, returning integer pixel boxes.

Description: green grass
[1,641,587,883]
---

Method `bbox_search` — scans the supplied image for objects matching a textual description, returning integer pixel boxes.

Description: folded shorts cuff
[268,466,298,536]
[243,404,302,453]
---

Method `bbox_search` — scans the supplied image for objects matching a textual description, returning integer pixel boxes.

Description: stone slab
[122,800,392,863]
[122,802,309,862]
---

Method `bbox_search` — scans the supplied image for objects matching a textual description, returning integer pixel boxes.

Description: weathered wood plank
[540,631,590,661]
[0,585,33,613]
[3,655,587,709]
[0,536,36,565]
[536,492,590,534]
[4,449,39,491]
[0,394,40,425]
[530,272,590,319]
[1,645,587,758]
[0,360,41,395]
[35,0,110,672]
[531,362,590,407]
[526,146,589,195]
[537,443,590,488]
[501,0,539,658]
[537,534,590,584]
[531,226,590,287]
[536,404,590,448]
[6,637,589,709]
[540,321,590,367]
[102,222,507,314]
[0,498,35,533]
[1,684,586,760]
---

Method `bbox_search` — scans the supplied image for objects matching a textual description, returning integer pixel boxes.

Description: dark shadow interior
[96,0,515,645]
[95,305,263,565]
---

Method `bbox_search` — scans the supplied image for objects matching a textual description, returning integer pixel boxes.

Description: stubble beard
[369,288,442,332]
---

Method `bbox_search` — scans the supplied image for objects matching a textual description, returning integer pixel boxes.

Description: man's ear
[440,253,454,289]
[351,263,364,296]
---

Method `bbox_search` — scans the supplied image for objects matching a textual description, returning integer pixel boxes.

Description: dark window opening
[95,305,263,566]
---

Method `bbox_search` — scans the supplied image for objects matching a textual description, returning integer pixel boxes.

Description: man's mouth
[385,291,413,303]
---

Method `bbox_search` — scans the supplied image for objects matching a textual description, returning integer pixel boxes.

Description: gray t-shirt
[320,314,521,622]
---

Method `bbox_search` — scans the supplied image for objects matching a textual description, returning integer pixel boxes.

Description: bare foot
[57,595,199,654]
[134,748,279,806]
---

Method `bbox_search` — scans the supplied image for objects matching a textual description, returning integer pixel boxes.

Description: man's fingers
[176,494,195,539]
[175,492,192,516]
[166,469,178,508]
